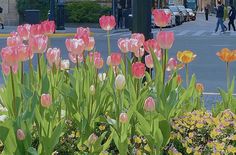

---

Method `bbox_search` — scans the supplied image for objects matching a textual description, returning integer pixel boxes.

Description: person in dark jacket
[204,6,209,21]
[228,5,236,31]
[215,1,225,33]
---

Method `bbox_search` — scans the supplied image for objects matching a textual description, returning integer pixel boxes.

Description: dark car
[168,5,184,25]
[186,8,196,21]
[176,5,189,21]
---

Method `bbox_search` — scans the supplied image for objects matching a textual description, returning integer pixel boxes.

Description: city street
[1,14,236,95]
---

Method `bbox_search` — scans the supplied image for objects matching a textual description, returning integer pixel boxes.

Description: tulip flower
[2,63,18,76]
[131,33,145,45]
[99,15,116,31]
[85,37,95,51]
[115,74,126,90]
[16,129,25,141]
[41,20,55,34]
[196,83,204,94]
[46,48,61,67]
[89,51,101,62]
[1,46,18,66]
[111,53,121,66]
[144,39,160,54]
[68,38,85,55]
[177,50,196,86]
[17,24,31,40]
[118,38,130,53]
[75,27,90,46]
[41,94,52,108]
[132,62,146,79]
[60,59,70,71]
[29,35,48,53]
[156,31,174,49]
[166,58,178,71]
[119,112,128,123]
[18,44,33,62]
[88,133,98,145]
[134,48,145,58]
[68,53,83,64]
[128,38,142,53]
[98,73,106,82]
[145,54,154,69]
[152,9,171,28]
[177,50,196,64]
[106,56,111,66]
[94,57,104,69]
[7,35,22,47]
[144,97,156,112]
[155,50,162,61]
[30,24,43,36]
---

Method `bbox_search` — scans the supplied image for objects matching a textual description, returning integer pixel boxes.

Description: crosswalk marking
[176,30,190,36]
[192,30,206,36]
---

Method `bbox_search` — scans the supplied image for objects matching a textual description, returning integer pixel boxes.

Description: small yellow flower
[75,131,80,138]
[99,125,106,131]
[196,122,204,128]
[134,136,142,144]
[188,132,194,138]
[210,129,221,138]
[230,134,236,140]
[194,151,201,155]
[227,145,236,153]
[186,147,192,154]
[215,142,225,151]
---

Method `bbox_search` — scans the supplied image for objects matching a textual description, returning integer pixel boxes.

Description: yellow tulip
[177,50,196,64]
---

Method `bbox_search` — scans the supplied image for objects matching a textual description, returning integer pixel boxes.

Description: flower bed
[0,10,236,154]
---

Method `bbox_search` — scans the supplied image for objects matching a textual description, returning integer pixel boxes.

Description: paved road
[1,14,236,95]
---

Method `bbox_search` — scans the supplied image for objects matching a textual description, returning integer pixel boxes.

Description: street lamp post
[50,0,55,21]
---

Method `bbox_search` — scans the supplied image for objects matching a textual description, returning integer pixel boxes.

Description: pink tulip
[17,129,25,141]
[1,46,18,66]
[132,62,146,79]
[18,44,33,61]
[9,31,18,37]
[17,24,31,40]
[144,39,160,53]
[166,58,177,71]
[155,50,162,61]
[69,39,85,55]
[134,48,144,58]
[128,38,142,53]
[131,33,145,45]
[94,57,104,69]
[89,51,101,62]
[68,53,84,64]
[156,31,174,49]
[145,54,153,69]
[7,35,22,47]
[41,20,55,34]
[85,37,95,51]
[75,27,90,46]
[144,97,155,112]
[46,48,61,67]
[118,38,130,53]
[119,112,128,123]
[30,24,43,36]
[29,35,48,53]
[99,15,116,31]
[41,93,52,108]
[110,52,121,66]
[88,133,98,144]
[152,9,171,27]
[65,38,72,52]
[2,63,18,76]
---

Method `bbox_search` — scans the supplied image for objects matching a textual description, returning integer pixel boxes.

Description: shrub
[65,1,111,23]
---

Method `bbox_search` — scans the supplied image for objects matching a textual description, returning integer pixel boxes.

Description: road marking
[192,30,206,36]
[176,30,190,36]
[211,44,232,47]
[203,92,236,95]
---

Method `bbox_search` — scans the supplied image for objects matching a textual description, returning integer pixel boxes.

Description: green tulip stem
[162,49,168,85]
[124,53,126,76]
[107,30,111,56]
[10,66,17,117]
[226,62,230,89]
[76,55,79,70]
[29,58,33,86]
[37,53,42,80]
[186,64,189,87]
[21,62,24,84]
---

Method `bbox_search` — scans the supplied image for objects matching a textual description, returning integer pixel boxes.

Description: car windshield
[169,6,178,12]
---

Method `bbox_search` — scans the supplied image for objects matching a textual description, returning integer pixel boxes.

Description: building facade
[0,0,19,25]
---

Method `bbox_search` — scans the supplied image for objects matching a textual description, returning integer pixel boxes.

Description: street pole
[50,0,55,21]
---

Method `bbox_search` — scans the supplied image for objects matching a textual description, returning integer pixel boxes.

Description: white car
[152,9,176,28]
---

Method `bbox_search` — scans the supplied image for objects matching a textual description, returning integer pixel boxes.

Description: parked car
[151,9,176,28]
[168,5,184,25]
[186,8,196,21]
[176,5,189,21]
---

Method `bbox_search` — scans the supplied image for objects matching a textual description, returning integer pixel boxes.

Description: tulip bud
[88,133,98,145]
[196,83,204,93]
[41,94,52,108]
[98,73,106,82]
[106,56,111,66]
[115,74,126,90]
[90,85,95,95]
[119,112,128,123]
[17,129,25,141]
[60,59,70,71]
[144,97,155,112]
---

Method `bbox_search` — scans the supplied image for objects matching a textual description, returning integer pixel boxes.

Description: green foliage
[65,1,111,23]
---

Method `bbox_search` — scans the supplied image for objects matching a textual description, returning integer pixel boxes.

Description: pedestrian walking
[215,1,225,33]
[228,5,236,31]
[117,2,123,29]
[0,6,4,29]
[223,4,228,30]
[204,6,209,21]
